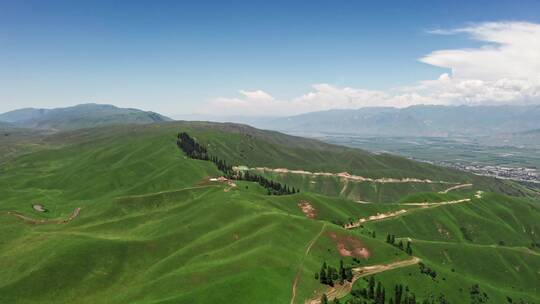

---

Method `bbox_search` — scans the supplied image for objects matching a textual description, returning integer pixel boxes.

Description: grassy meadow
[0,122,538,303]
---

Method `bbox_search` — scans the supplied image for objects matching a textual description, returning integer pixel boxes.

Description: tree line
[177,132,297,195]
[344,276,450,304]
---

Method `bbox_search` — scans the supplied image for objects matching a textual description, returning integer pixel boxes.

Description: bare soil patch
[328,232,370,259]
[298,200,317,219]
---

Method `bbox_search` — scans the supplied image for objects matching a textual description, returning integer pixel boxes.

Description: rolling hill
[0,121,538,303]
[0,103,171,131]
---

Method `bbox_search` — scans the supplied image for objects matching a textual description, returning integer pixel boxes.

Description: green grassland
[0,121,539,303]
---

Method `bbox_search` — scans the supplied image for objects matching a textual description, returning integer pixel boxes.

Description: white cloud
[421,22,540,80]
[237,90,274,101]
[202,21,540,116]
[204,84,436,116]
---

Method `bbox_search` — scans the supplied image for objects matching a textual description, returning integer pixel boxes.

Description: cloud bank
[203,21,540,116]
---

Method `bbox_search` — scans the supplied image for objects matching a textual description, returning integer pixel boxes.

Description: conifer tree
[406,241,413,255]
[321,294,328,304]
[368,276,375,299]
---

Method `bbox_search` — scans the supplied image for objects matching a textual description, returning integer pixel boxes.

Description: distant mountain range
[4,103,540,137]
[0,104,171,131]
[252,105,540,137]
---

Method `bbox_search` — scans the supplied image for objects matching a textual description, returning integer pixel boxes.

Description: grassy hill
[0,104,171,131]
[170,121,530,202]
[0,121,538,303]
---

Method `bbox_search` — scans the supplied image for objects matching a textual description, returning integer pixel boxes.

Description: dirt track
[290,223,327,304]
[344,192,483,229]
[5,207,81,225]
[344,209,408,229]
[438,183,473,194]
[306,257,421,304]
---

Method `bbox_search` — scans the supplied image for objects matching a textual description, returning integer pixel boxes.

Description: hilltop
[0,103,171,131]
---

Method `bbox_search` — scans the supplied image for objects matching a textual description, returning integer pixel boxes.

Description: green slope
[0,121,538,303]
[0,122,407,303]
[173,121,530,202]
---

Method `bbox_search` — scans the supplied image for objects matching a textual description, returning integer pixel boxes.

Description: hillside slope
[171,121,529,202]
[0,121,538,303]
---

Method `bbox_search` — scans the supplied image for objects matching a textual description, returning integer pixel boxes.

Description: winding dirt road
[344,191,484,229]
[234,166,458,185]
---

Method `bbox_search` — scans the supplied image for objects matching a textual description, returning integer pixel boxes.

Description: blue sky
[1,0,540,116]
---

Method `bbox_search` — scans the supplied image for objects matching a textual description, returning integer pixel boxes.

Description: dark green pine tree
[375,282,384,304]
[339,260,345,283]
[345,268,353,282]
[319,268,327,285]
[321,294,328,304]
[368,276,375,299]
[406,241,413,255]
[395,284,403,304]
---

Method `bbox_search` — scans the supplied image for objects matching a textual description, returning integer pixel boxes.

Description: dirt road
[345,196,476,229]
[438,183,473,194]
[234,166,458,185]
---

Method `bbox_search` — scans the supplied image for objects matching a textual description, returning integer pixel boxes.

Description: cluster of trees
[177,132,210,160]
[418,262,437,279]
[349,278,421,304]
[315,260,353,287]
[386,234,413,255]
[339,275,455,304]
[177,132,296,195]
[470,284,489,304]
[239,170,298,195]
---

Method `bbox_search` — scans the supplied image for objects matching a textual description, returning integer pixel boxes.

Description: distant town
[431,161,539,184]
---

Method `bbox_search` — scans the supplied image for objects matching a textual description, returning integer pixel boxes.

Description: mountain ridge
[251,104,540,137]
[0,103,172,131]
